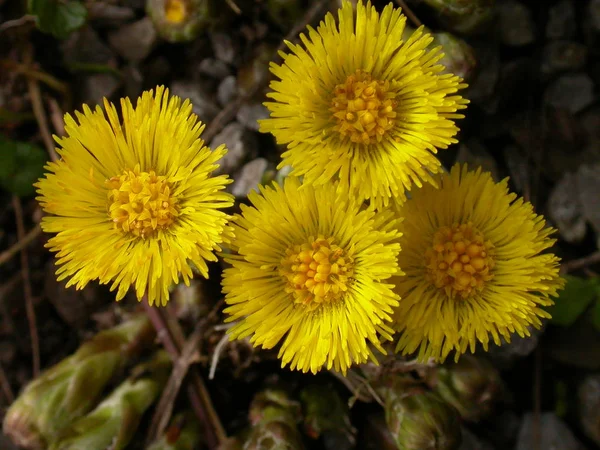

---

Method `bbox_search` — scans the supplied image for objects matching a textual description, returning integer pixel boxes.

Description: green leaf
[549,275,599,327]
[0,137,47,197]
[28,0,87,40]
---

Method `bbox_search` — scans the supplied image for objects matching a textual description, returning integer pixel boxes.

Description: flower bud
[300,384,355,444]
[433,355,503,422]
[420,0,495,35]
[377,375,462,450]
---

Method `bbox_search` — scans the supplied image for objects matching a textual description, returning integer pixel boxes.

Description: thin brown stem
[394,0,422,27]
[142,299,225,448]
[0,225,41,267]
[561,251,600,274]
[12,196,40,377]
[0,361,14,403]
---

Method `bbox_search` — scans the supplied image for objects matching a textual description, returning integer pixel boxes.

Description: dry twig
[146,323,205,447]
[0,225,41,267]
[561,251,600,274]
[142,301,225,449]
[12,196,40,377]
[394,0,422,27]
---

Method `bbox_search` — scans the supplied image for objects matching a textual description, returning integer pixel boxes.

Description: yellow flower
[222,177,403,374]
[36,86,233,306]
[259,0,468,208]
[392,164,564,362]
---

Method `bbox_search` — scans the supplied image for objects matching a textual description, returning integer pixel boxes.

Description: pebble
[61,26,116,66]
[198,58,232,80]
[544,74,595,114]
[578,375,600,446]
[108,17,157,62]
[81,73,121,105]
[515,413,587,450]
[548,172,587,244]
[170,80,220,124]
[236,103,270,131]
[576,163,600,235]
[210,122,258,175]
[546,0,576,40]
[231,158,268,198]
[498,1,536,47]
[217,75,238,107]
[209,32,238,65]
[541,41,587,77]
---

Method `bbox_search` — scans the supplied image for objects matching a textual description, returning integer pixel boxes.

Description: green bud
[433,355,503,422]
[49,351,172,450]
[299,384,355,443]
[403,24,476,81]
[377,376,462,450]
[3,315,154,450]
[420,0,495,35]
[432,32,477,81]
[147,412,202,450]
[147,0,213,43]
[244,389,304,450]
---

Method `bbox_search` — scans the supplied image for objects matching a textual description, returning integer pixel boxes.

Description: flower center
[106,165,179,238]
[280,236,353,310]
[164,0,187,24]
[425,223,495,299]
[330,70,397,145]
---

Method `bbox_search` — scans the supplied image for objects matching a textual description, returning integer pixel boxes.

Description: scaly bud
[433,355,503,422]
[3,315,154,450]
[300,384,355,444]
[49,351,172,450]
[244,389,304,450]
[147,411,203,450]
[419,0,495,35]
[376,375,462,450]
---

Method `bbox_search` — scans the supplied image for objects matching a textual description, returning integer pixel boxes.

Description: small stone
[231,158,269,197]
[498,1,536,47]
[516,413,587,450]
[455,139,499,181]
[87,2,135,24]
[503,146,529,194]
[209,32,238,65]
[210,122,258,175]
[108,17,157,62]
[217,75,238,107]
[236,103,269,131]
[61,26,116,67]
[170,80,220,124]
[541,41,587,77]
[80,73,121,105]
[122,64,143,100]
[576,163,600,235]
[579,375,600,446]
[548,172,587,244]
[464,42,500,108]
[198,58,232,79]
[459,427,494,450]
[488,326,542,369]
[544,74,595,114]
[546,0,576,40]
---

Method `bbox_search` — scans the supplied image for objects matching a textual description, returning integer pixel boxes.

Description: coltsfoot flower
[36,86,233,306]
[392,164,564,362]
[222,177,403,374]
[259,0,468,208]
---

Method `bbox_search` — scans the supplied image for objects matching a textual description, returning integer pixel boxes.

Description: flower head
[259,0,468,208]
[392,164,564,362]
[36,86,233,306]
[222,177,402,374]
